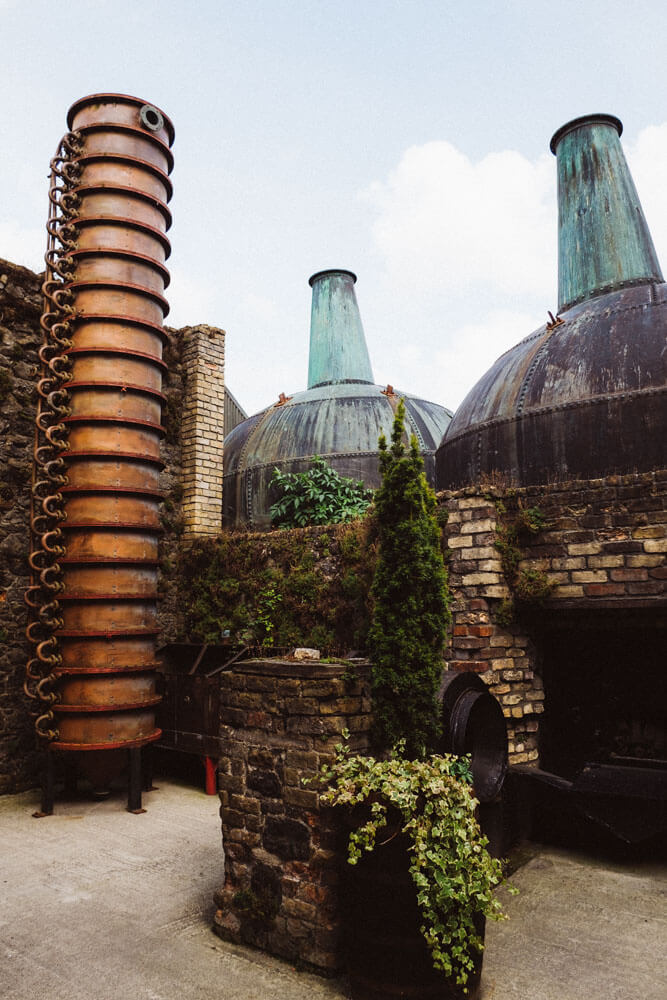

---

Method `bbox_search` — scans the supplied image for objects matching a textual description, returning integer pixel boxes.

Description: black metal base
[34,746,154,816]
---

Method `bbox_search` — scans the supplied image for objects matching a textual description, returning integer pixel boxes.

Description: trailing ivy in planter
[319,740,509,993]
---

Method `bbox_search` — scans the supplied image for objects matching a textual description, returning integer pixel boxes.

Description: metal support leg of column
[127,747,146,814]
[34,750,55,818]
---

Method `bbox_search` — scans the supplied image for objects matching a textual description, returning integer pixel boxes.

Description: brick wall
[180,325,225,537]
[440,471,667,766]
[213,658,372,972]
[441,491,542,764]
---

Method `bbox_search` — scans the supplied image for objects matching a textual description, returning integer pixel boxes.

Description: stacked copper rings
[53,94,174,755]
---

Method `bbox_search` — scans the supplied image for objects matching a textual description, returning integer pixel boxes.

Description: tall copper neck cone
[307,269,374,389]
[551,113,663,312]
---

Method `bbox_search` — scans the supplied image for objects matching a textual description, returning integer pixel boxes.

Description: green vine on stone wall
[494,500,554,625]
[176,520,377,655]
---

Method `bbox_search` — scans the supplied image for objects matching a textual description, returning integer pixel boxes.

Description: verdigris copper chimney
[223,269,452,528]
[551,114,663,311]
[26,94,174,809]
[436,114,667,489]
[307,269,373,388]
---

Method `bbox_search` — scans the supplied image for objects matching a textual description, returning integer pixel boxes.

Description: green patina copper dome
[224,270,452,529]
[437,115,667,489]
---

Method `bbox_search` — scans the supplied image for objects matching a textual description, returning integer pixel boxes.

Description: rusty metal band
[71,152,173,199]
[65,279,170,315]
[63,415,165,434]
[65,450,165,467]
[54,663,162,675]
[56,696,162,713]
[51,729,162,753]
[66,381,167,401]
[71,313,170,343]
[66,345,168,370]
[59,522,164,533]
[73,184,172,227]
[74,123,175,171]
[67,92,175,143]
[58,627,160,637]
[69,248,171,287]
[69,215,172,256]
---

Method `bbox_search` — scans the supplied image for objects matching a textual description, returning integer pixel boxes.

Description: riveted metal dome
[437,115,667,489]
[224,270,452,529]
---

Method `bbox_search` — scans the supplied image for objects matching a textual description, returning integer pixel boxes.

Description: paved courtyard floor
[1,778,664,999]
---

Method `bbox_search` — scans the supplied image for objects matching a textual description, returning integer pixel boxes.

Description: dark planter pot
[339,814,484,1000]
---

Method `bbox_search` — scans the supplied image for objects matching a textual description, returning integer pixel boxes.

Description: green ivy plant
[269,456,373,528]
[368,399,450,757]
[494,501,554,625]
[318,738,510,988]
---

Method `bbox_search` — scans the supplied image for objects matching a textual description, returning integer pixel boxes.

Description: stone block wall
[516,472,667,604]
[180,325,225,538]
[213,659,372,972]
[0,260,43,792]
[439,471,667,766]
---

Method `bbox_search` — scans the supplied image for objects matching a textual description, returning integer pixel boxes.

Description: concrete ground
[1,778,665,1000]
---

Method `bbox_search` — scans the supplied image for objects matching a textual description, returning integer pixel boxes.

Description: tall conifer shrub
[368,400,450,757]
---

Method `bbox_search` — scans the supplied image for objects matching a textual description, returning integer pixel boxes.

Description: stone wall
[213,658,372,972]
[0,259,43,793]
[439,471,667,765]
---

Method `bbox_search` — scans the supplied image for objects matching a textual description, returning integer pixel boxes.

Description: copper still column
[27,94,174,805]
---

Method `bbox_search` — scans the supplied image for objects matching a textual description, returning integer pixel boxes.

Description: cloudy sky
[2,0,666,417]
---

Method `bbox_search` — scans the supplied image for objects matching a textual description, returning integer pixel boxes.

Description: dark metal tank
[223,269,452,529]
[436,115,667,489]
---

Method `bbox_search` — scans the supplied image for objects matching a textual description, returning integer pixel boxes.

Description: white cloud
[0,223,44,273]
[627,123,667,271]
[362,123,667,414]
[364,141,556,300]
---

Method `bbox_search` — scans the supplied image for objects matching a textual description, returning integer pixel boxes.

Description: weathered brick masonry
[180,325,225,538]
[213,659,372,972]
[439,471,667,765]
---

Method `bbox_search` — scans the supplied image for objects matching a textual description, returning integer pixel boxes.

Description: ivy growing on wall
[494,500,554,625]
[176,519,377,654]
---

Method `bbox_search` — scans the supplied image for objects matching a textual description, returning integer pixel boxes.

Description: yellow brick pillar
[180,325,225,537]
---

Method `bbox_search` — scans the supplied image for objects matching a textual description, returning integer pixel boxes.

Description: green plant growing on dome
[269,456,373,528]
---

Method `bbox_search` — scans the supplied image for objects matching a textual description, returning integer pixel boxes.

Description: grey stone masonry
[180,325,225,537]
[213,658,372,973]
[0,259,42,792]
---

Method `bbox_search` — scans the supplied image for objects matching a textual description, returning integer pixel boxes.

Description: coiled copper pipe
[27,95,174,792]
